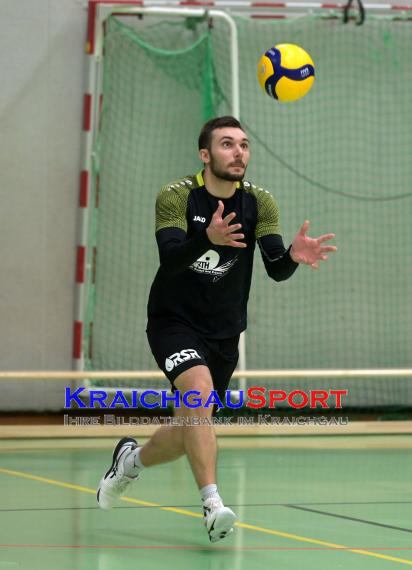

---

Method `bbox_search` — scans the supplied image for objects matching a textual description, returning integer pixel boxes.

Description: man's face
[201,127,250,182]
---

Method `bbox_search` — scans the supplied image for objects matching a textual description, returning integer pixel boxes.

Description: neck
[203,168,238,199]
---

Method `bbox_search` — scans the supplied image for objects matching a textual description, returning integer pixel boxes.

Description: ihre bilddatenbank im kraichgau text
[63,386,349,426]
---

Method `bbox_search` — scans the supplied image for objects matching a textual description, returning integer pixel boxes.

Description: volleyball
[257,43,315,102]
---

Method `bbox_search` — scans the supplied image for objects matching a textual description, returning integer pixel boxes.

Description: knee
[193,376,214,397]
[175,366,215,414]
[175,366,213,400]
[187,377,215,409]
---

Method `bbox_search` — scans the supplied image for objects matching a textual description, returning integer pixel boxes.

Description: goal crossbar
[1,369,412,380]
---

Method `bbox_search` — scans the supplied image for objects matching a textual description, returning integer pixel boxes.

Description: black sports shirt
[147,171,298,339]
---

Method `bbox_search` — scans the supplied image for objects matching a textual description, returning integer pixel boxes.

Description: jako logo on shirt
[193,215,206,223]
[165,349,201,372]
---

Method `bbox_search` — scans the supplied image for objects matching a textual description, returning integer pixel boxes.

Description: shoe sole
[208,508,237,543]
[97,437,138,508]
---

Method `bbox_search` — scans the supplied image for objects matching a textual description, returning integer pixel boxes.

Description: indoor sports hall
[1,1,411,569]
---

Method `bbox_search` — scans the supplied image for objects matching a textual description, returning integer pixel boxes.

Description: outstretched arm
[290,220,337,269]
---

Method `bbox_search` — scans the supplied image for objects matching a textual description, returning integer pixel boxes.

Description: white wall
[0,0,85,410]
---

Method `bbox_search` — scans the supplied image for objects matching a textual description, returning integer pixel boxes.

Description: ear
[199,148,210,164]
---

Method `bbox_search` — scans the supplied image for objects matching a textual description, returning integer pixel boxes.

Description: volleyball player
[97,116,337,542]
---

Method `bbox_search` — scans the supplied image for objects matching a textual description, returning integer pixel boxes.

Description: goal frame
[74,0,412,392]
[74,0,245,389]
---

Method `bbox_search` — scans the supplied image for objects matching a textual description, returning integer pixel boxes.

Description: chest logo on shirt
[193,215,206,223]
[190,249,238,281]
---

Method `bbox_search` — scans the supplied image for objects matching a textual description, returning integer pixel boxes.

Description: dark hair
[198,116,245,150]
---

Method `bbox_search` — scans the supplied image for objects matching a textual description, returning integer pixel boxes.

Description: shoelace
[203,498,224,517]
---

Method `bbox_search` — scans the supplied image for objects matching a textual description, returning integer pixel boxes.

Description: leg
[139,364,215,484]
[97,366,217,498]
[142,329,239,500]
[171,365,236,542]
[173,365,216,488]
[140,424,185,467]
[138,363,236,543]
[98,323,237,541]
[139,323,209,469]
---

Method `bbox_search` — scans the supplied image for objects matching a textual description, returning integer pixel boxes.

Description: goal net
[80,6,412,412]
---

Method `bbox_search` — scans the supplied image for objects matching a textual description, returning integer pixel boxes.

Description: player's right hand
[206,200,246,248]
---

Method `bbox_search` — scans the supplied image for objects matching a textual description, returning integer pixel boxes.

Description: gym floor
[0,436,411,569]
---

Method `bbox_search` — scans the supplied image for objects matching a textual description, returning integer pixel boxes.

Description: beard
[209,155,247,182]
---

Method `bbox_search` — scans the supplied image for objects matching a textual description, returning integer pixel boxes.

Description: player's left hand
[290,220,337,269]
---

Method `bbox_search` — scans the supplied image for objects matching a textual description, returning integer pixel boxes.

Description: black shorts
[146,319,239,404]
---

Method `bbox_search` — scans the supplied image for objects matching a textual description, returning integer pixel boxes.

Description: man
[97,116,337,542]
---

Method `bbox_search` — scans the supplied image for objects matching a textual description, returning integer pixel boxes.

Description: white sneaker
[97,437,139,510]
[203,497,237,543]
